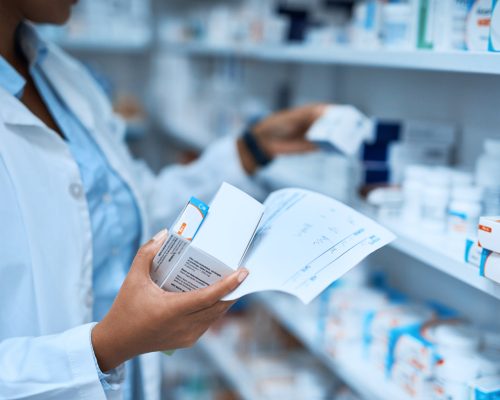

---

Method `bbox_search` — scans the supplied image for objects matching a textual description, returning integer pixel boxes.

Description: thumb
[132,229,169,274]
[179,268,249,313]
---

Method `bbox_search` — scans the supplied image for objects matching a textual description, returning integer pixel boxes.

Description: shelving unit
[379,218,500,301]
[198,295,411,400]
[162,42,500,75]
[253,293,411,400]
[54,37,152,52]
[197,334,261,400]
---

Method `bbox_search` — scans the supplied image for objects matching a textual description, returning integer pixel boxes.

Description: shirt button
[69,183,84,199]
[111,247,119,256]
[102,193,112,204]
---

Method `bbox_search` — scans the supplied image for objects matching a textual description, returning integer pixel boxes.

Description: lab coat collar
[0,32,98,131]
[0,86,46,128]
[0,22,48,99]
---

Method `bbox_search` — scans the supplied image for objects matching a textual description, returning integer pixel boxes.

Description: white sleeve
[0,323,107,400]
[134,136,268,234]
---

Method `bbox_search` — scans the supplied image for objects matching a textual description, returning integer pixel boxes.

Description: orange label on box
[177,222,187,236]
[479,224,492,233]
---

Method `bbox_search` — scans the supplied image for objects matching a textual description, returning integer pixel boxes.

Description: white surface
[255,293,411,400]
[379,217,500,300]
[193,183,264,269]
[197,334,260,400]
[224,189,395,303]
[306,105,373,156]
[163,42,500,75]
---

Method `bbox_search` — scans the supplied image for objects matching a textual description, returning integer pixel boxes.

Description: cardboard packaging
[478,216,500,253]
[151,183,264,292]
[480,248,500,284]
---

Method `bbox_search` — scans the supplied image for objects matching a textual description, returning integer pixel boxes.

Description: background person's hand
[237,103,329,174]
[91,230,248,372]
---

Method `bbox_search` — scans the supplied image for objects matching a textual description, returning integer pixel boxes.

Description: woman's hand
[237,103,329,174]
[91,230,248,372]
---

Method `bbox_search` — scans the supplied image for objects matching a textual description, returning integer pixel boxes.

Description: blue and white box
[490,0,500,51]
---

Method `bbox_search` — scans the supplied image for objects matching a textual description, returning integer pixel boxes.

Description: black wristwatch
[241,126,272,168]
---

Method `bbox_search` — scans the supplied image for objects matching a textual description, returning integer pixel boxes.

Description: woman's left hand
[237,103,329,174]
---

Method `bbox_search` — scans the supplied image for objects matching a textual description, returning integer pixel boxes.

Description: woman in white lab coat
[0,1,325,399]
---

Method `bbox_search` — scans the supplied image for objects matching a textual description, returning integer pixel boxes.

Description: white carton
[478,216,500,253]
[153,183,264,292]
[306,105,374,156]
[465,237,483,267]
[480,248,500,284]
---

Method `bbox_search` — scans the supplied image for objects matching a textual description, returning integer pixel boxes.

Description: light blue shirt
[0,24,142,399]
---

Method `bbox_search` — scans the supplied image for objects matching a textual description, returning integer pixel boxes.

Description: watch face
[492,2,500,49]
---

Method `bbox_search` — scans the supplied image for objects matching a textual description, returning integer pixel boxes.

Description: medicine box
[151,183,264,293]
[171,197,209,241]
[469,375,500,399]
[465,237,483,268]
[478,216,500,253]
[490,0,500,51]
[480,248,500,284]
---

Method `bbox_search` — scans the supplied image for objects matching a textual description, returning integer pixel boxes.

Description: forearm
[140,136,268,232]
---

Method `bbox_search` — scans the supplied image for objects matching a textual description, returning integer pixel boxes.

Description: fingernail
[237,269,249,283]
[153,229,168,242]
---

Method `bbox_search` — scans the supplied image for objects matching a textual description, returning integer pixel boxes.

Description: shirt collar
[0,22,49,99]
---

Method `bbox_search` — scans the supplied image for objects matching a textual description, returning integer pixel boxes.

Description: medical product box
[171,197,209,241]
[469,375,500,399]
[490,0,500,51]
[478,216,500,253]
[151,183,264,293]
[465,237,483,267]
[307,105,374,156]
[480,248,500,284]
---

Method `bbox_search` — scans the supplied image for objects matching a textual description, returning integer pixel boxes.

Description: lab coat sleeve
[0,323,109,400]
[134,136,268,234]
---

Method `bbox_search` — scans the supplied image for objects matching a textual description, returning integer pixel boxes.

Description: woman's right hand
[91,230,249,372]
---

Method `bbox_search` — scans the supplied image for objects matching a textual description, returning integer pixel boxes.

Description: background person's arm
[134,104,327,232]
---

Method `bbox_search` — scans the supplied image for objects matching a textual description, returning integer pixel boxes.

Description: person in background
[0,0,326,399]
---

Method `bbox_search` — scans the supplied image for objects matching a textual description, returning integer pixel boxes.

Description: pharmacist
[0,1,326,399]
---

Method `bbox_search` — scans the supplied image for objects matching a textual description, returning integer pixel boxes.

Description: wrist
[238,125,273,175]
[237,137,258,175]
[92,321,128,372]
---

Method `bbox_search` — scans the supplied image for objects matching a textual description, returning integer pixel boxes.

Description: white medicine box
[478,216,500,253]
[151,183,264,292]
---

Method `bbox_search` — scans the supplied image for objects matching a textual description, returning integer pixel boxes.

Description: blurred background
[37,1,500,399]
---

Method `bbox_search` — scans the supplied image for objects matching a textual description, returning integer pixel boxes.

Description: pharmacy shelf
[53,37,152,52]
[162,42,500,75]
[198,334,260,400]
[378,217,500,301]
[254,293,411,400]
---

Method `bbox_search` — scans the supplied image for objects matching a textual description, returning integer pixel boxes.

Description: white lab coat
[0,42,264,399]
